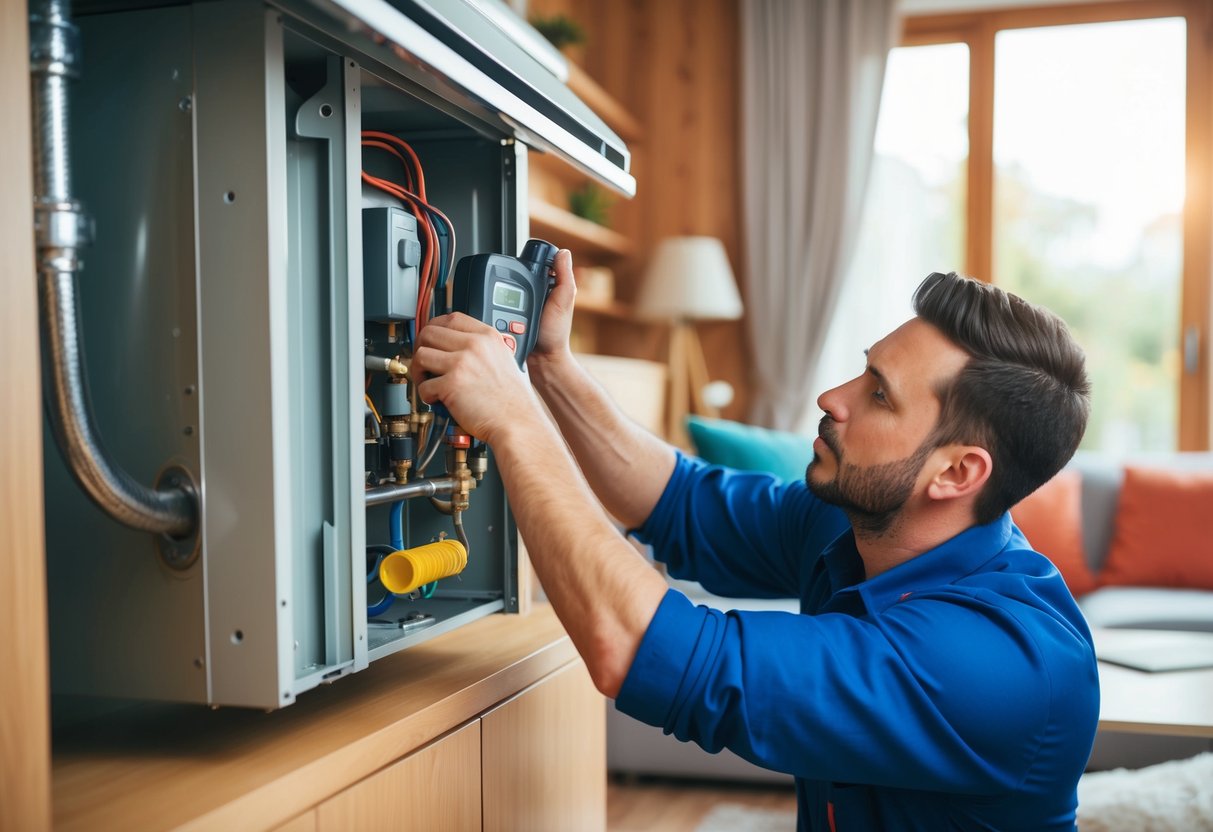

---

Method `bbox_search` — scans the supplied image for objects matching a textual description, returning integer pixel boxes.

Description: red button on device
[502,334,517,352]
[508,321,526,335]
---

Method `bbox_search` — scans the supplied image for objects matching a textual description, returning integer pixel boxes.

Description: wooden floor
[606,774,798,831]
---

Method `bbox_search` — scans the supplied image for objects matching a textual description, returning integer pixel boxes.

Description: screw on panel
[193,657,204,668]
[231,630,243,644]
[184,385,195,396]
[223,191,236,204]
[178,96,191,113]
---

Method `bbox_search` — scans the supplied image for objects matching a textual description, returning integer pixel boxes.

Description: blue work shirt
[616,454,1099,831]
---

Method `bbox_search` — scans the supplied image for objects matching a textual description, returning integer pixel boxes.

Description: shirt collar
[821,513,1014,613]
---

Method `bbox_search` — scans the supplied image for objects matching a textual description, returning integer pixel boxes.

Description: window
[814,2,1212,452]
[808,44,969,408]
[993,18,1185,452]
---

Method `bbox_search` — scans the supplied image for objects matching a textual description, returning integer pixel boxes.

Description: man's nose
[817,383,849,423]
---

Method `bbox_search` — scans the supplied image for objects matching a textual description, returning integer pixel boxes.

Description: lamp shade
[635,236,743,321]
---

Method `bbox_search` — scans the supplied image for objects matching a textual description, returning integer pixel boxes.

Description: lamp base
[666,321,720,446]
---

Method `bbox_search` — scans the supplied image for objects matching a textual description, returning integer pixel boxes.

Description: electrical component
[363,206,421,321]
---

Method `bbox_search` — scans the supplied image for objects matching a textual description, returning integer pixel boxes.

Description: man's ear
[925,445,992,503]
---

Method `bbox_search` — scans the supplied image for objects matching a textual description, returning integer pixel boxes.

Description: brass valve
[446,427,475,512]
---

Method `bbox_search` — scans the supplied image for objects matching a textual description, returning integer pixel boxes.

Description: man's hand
[527,248,577,370]
[412,313,542,442]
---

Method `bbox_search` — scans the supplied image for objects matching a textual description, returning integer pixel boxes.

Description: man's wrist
[527,348,576,391]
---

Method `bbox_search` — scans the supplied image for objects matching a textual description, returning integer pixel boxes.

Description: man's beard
[806,420,934,536]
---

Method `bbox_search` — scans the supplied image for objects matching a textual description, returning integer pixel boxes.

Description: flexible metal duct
[31,0,196,538]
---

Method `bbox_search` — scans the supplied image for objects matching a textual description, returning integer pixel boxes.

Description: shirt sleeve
[615,589,1099,794]
[632,452,849,598]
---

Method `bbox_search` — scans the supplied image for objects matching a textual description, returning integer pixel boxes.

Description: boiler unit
[34,0,633,709]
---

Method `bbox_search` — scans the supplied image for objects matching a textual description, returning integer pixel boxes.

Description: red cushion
[1102,466,1213,590]
[1010,470,1098,597]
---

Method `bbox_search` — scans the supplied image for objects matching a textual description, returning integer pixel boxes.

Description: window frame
[902,0,1213,450]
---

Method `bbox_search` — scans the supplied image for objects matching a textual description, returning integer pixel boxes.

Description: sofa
[606,419,1213,781]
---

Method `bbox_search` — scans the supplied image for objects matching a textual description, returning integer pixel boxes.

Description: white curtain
[742,0,900,430]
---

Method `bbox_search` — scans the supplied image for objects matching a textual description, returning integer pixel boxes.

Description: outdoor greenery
[993,163,1180,452]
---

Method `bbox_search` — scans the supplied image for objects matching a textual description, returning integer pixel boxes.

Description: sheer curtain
[741,0,900,430]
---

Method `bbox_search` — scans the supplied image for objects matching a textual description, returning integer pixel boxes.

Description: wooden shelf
[528,197,634,258]
[574,298,635,321]
[566,62,642,142]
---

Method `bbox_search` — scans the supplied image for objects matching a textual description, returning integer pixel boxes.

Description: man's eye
[872,389,888,404]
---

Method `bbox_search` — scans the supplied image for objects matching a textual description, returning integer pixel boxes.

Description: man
[412,255,1099,831]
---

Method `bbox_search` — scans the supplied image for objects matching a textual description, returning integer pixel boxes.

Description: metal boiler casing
[43,0,631,709]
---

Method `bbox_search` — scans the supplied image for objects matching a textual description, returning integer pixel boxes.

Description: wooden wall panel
[0,0,52,830]
[528,0,751,420]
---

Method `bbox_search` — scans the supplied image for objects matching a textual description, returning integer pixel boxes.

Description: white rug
[1079,752,1213,832]
[696,803,797,832]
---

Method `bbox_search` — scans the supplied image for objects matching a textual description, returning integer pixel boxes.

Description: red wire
[361,172,437,326]
[361,132,457,329]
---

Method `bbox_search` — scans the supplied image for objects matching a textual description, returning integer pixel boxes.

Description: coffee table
[1093,628,1213,739]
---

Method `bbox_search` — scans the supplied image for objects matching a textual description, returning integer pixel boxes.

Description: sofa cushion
[1102,466,1213,590]
[686,416,812,482]
[1010,471,1097,597]
[1079,586,1213,633]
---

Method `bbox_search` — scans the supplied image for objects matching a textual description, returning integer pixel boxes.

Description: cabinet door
[482,660,605,832]
[316,720,481,832]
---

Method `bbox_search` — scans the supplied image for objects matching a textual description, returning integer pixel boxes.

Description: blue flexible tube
[366,543,398,616]
[389,501,404,551]
[366,590,394,617]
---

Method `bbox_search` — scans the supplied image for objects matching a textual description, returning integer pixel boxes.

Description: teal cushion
[686,416,813,482]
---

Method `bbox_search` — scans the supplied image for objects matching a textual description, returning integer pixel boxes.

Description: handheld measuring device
[450,238,558,367]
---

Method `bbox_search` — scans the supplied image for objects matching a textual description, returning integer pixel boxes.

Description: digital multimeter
[450,239,558,367]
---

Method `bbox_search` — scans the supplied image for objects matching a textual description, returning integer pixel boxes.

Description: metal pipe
[452,508,470,555]
[365,477,458,507]
[31,0,197,538]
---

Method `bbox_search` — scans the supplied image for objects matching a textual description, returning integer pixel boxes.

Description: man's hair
[913,271,1091,525]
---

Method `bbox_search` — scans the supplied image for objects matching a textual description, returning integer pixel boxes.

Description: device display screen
[493,281,526,312]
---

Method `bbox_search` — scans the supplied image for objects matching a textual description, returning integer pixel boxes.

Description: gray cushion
[1080,586,1213,633]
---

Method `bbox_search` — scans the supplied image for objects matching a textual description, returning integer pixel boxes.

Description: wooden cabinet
[51,606,603,832]
[482,661,605,832]
[317,721,482,832]
[305,661,605,832]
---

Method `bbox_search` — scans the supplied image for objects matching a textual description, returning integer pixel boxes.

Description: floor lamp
[635,237,744,443]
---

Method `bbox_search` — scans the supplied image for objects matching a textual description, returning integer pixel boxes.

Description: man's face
[806,317,970,534]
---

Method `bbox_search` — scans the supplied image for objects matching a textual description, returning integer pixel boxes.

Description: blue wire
[366,591,394,617]
[366,544,397,616]
[389,501,404,551]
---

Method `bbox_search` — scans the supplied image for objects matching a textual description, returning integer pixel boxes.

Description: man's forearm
[528,352,677,530]
[491,405,668,698]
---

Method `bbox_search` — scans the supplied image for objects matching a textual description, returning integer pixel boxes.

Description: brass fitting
[445,427,475,512]
[412,409,433,441]
[365,356,409,378]
[393,458,412,484]
[386,356,408,377]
